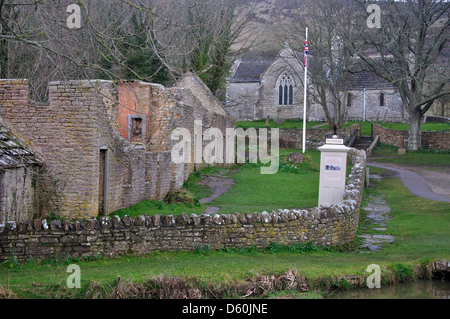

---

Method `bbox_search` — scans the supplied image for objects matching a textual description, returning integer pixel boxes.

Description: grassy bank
[1,164,449,299]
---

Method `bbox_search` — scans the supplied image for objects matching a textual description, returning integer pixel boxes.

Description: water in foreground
[327,279,450,299]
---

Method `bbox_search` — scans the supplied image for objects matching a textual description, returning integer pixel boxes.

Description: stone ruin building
[0,74,235,225]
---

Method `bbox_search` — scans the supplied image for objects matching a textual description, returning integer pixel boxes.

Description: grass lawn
[369,144,450,167]
[236,119,327,129]
[345,120,449,136]
[1,154,449,299]
[378,121,449,132]
[237,119,449,138]
[111,149,324,218]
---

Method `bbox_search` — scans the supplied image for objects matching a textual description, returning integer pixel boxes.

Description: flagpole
[302,27,308,154]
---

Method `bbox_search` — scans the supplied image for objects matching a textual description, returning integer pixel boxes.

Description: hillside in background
[232,0,306,58]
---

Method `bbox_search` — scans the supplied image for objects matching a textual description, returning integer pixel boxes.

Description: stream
[327,279,450,299]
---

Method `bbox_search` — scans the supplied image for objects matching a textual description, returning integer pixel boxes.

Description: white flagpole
[302,27,308,154]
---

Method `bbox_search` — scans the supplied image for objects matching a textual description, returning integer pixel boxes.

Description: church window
[279,85,283,105]
[379,93,385,107]
[289,85,294,105]
[277,72,295,106]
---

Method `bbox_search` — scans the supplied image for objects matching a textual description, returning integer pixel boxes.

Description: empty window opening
[130,117,143,140]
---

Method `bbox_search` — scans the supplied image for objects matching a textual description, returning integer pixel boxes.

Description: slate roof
[231,59,274,83]
[232,58,395,90]
[0,119,41,168]
[344,71,395,90]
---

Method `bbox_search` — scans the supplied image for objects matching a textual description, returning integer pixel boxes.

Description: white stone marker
[318,135,351,206]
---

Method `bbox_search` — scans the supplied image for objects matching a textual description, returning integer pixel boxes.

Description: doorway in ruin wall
[0,170,3,226]
[98,148,109,216]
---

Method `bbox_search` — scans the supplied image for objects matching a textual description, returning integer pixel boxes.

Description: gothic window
[277,72,295,106]
[379,93,385,107]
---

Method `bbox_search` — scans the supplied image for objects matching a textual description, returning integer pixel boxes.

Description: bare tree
[0,0,249,100]
[349,0,450,150]
[278,0,362,129]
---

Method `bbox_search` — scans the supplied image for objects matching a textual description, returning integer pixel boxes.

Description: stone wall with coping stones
[373,124,449,151]
[0,150,366,262]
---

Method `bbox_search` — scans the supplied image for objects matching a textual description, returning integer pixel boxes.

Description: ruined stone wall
[0,150,366,262]
[0,167,40,223]
[169,86,236,172]
[373,123,449,151]
[0,78,235,220]
[0,80,109,218]
[0,80,192,219]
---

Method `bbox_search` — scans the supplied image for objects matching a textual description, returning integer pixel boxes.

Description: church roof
[344,71,395,90]
[231,59,274,83]
[0,118,42,168]
[231,50,397,90]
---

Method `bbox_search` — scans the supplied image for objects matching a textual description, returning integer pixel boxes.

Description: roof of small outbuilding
[0,118,42,168]
[231,59,274,83]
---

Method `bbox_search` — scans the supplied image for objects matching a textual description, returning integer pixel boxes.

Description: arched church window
[277,72,295,106]
[379,93,385,107]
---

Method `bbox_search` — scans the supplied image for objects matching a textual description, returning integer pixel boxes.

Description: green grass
[370,144,450,167]
[238,119,448,139]
[236,119,328,130]
[111,149,324,217]
[345,120,450,137]
[378,121,449,132]
[205,149,321,214]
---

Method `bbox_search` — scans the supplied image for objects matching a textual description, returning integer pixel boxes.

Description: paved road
[368,162,450,203]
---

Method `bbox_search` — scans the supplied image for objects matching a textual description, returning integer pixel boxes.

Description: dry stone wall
[373,124,449,151]
[276,124,361,150]
[0,150,366,262]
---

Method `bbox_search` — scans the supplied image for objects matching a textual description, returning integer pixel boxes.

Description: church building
[225,47,405,123]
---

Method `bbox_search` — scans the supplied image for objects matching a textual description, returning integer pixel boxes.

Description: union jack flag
[304,39,309,67]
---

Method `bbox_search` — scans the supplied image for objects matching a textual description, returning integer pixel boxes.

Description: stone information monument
[318,133,351,206]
